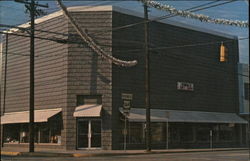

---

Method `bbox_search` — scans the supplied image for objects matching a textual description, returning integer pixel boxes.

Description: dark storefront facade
[0,6,247,150]
[119,109,247,149]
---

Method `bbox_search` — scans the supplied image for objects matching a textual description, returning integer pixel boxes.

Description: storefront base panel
[117,142,247,150]
[3,143,64,150]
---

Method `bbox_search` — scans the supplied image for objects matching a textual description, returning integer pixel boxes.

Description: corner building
[0,6,247,150]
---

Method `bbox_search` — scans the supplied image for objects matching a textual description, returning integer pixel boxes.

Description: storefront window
[219,124,234,141]
[20,124,29,143]
[4,124,20,143]
[39,123,50,143]
[197,126,210,142]
[180,125,193,142]
[3,113,62,144]
[151,123,166,144]
[170,125,179,142]
[128,122,144,144]
[49,114,62,144]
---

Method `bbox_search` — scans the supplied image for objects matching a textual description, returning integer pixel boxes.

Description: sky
[0,0,249,64]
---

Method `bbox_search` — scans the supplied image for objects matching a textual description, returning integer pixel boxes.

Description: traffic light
[220,42,228,62]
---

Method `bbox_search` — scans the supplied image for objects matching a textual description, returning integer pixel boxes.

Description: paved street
[1,150,249,161]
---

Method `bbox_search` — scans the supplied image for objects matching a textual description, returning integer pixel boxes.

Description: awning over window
[1,108,62,124]
[120,108,247,124]
[73,104,102,117]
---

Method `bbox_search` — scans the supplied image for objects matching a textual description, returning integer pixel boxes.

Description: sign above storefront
[177,82,194,91]
[121,93,133,100]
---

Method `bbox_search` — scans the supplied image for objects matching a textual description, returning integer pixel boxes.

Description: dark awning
[120,108,247,124]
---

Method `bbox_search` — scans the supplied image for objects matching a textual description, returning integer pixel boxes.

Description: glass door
[91,120,101,147]
[77,120,89,148]
[77,119,101,149]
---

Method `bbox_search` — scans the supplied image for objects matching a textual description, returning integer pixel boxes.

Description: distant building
[238,63,249,117]
[0,6,247,150]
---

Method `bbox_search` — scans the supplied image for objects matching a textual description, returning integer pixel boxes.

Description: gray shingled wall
[1,15,68,113]
[66,11,113,150]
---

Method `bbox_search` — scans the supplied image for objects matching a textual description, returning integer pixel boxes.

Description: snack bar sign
[177,82,194,91]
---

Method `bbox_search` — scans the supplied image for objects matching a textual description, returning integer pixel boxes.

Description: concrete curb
[1,151,21,156]
[1,151,73,157]
[1,148,248,158]
[72,148,248,157]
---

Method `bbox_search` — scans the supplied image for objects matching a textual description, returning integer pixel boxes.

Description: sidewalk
[1,147,248,157]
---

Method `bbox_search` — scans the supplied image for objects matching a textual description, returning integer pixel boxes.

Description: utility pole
[29,0,35,152]
[144,4,151,152]
[3,34,8,115]
[0,33,8,149]
[14,0,48,153]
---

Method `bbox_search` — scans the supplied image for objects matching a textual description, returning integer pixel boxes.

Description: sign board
[121,93,133,114]
[123,100,131,114]
[121,93,133,100]
[177,82,194,91]
[123,100,131,109]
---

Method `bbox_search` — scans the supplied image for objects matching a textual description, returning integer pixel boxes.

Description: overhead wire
[0,31,248,59]
[0,0,237,38]
[71,0,234,37]
[1,0,246,62]
[92,0,239,36]
[1,1,248,74]
[110,37,249,53]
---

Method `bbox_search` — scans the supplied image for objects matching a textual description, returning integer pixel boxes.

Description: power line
[112,37,249,53]
[1,46,248,79]
[1,1,247,74]
[0,28,248,61]
[0,24,69,36]
[0,36,248,57]
[92,0,238,36]
[1,0,237,38]
[0,31,68,43]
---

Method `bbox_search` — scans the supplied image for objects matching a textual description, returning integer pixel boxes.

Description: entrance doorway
[77,119,101,149]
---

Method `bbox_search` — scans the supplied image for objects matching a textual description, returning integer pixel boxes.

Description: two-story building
[0,6,247,150]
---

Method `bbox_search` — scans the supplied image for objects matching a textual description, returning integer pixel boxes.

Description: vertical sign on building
[121,93,133,114]
[121,93,133,150]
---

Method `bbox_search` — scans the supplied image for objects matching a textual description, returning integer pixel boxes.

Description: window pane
[244,83,249,100]
[4,124,20,143]
[151,123,166,144]
[91,120,101,147]
[128,123,144,143]
[197,126,210,141]
[180,125,193,142]
[219,124,233,141]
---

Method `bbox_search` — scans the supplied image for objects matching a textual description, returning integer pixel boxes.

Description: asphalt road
[1,150,249,161]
